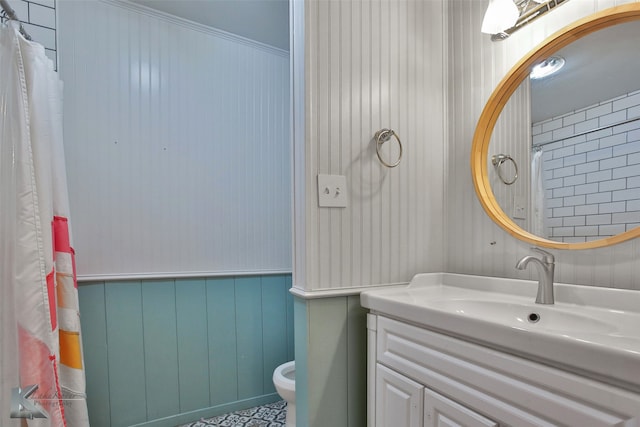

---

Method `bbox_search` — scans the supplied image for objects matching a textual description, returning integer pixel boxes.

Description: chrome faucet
[515,248,555,304]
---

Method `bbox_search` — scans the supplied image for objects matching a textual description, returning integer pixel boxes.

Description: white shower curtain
[0,22,89,426]
[531,149,546,238]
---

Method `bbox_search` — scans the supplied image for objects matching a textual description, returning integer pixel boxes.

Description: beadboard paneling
[78,274,294,427]
[57,0,290,278]
[446,0,640,290]
[293,0,446,291]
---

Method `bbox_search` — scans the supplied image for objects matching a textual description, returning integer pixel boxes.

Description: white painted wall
[447,0,640,290]
[58,0,291,279]
[292,0,446,292]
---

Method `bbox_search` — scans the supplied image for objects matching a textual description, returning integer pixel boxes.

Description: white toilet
[273,361,296,427]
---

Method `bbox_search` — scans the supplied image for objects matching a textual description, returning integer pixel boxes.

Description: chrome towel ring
[492,154,518,185]
[375,128,403,168]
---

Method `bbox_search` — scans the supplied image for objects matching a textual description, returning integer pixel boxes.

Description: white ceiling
[531,20,640,123]
[129,0,289,51]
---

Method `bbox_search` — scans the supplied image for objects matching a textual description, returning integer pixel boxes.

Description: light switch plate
[513,196,527,220]
[317,174,348,208]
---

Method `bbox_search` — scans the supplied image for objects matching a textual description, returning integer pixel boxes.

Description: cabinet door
[376,364,423,427]
[424,387,498,427]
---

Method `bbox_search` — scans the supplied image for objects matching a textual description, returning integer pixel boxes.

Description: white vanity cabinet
[367,314,640,427]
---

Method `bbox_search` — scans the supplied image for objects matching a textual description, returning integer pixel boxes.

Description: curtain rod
[0,0,31,40]
[532,115,640,149]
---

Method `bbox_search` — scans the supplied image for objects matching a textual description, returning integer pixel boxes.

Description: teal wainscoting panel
[206,277,239,405]
[78,283,111,427]
[79,273,293,427]
[235,277,264,399]
[261,275,289,394]
[346,295,367,427]
[141,281,180,419]
[104,281,147,426]
[176,279,210,412]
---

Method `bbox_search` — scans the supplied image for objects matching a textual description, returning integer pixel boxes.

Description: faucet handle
[531,247,554,263]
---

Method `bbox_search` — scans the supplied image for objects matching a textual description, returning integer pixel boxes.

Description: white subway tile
[586,147,612,162]
[563,153,586,166]
[29,3,56,28]
[628,176,640,188]
[563,216,585,227]
[553,165,576,179]
[552,125,576,141]
[599,201,626,214]
[612,211,640,224]
[547,197,563,208]
[599,156,627,171]
[628,153,640,165]
[545,177,564,189]
[627,105,640,119]
[575,226,599,236]
[574,182,598,195]
[563,111,586,126]
[28,0,55,8]
[553,186,574,198]
[599,133,626,149]
[575,118,599,134]
[586,169,612,183]
[587,192,612,204]
[575,161,599,174]
[22,23,55,50]
[533,131,553,145]
[564,195,586,206]
[586,127,612,141]
[613,140,640,156]
[546,140,565,151]
[553,206,575,217]
[613,118,640,134]
[564,174,585,187]
[543,158,563,171]
[543,170,554,181]
[542,118,563,133]
[574,139,599,154]
[546,217,563,228]
[628,128,640,143]
[599,178,626,192]
[599,224,626,236]
[586,103,612,120]
[627,223,640,232]
[599,110,627,127]
[551,227,575,237]
[627,200,640,211]
[613,164,640,179]
[613,92,640,112]
[586,214,612,225]
[575,204,599,215]
[612,188,640,202]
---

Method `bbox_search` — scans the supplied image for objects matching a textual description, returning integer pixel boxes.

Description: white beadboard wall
[447,0,640,290]
[57,0,291,278]
[292,0,446,292]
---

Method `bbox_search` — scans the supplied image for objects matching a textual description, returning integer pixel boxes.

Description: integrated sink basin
[360,273,640,391]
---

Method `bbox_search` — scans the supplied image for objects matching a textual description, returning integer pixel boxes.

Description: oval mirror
[472,3,640,250]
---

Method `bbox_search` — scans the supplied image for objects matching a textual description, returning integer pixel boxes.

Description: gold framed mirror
[472,3,640,250]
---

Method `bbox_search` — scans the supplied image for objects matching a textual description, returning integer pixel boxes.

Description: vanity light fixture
[530,56,565,79]
[482,0,571,41]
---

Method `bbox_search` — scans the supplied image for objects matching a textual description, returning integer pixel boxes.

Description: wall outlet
[317,174,348,208]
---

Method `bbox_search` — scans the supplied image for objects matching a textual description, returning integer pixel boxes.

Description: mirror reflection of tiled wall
[533,89,640,242]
